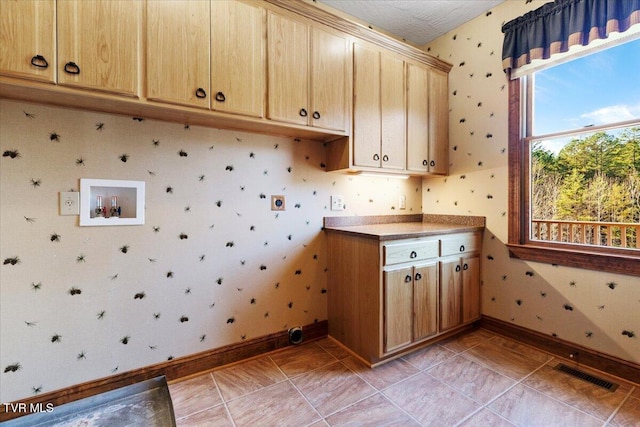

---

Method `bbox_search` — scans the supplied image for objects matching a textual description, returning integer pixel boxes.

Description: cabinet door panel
[310,27,347,131]
[267,12,308,125]
[406,63,429,173]
[212,0,265,117]
[146,0,210,108]
[352,43,380,168]
[57,0,140,96]
[380,53,405,170]
[429,68,448,174]
[462,255,481,323]
[413,263,438,341]
[384,267,413,353]
[1,0,56,82]
[440,259,461,331]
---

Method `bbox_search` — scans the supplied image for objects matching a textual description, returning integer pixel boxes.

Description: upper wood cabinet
[428,68,449,175]
[57,0,141,97]
[267,11,347,131]
[146,0,210,108]
[211,0,265,118]
[0,0,56,83]
[352,43,405,170]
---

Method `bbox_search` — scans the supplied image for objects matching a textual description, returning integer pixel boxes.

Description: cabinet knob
[215,92,226,102]
[64,61,80,75]
[373,153,380,161]
[422,159,428,166]
[31,55,48,69]
[382,155,389,162]
[409,251,417,259]
[459,245,466,252]
[415,272,422,281]
[430,160,436,167]
[312,111,321,119]
[463,263,469,271]
[455,265,461,272]
[404,275,412,283]
[195,88,207,99]
[299,108,308,117]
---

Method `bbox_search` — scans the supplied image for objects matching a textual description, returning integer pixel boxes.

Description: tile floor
[168,328,640,426]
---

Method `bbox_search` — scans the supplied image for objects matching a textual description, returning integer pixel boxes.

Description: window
[508,38,640,276]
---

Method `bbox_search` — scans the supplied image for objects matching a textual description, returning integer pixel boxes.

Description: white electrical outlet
[399,195,406,210]
[331,195,345,211]
[60,191,79,215]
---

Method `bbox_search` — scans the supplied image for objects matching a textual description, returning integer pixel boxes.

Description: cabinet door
[310,26,347,131]
[380,53,406,170]
[406,63,430,173]
[440,259,462,331]
[57,0,140,97]
[413,263,438,341]
[462,255,481,323]
[384,267,413,353]
[352,43,381,168]
[267,12,308,126]
[211,0,265,117]
[146,0,210,108]
[428,68,449,174]
[1,0,56,82]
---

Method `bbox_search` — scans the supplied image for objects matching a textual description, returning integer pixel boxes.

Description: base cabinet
[327,229,481,365]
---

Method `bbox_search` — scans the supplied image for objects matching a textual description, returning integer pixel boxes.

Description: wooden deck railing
[532,220,639,249]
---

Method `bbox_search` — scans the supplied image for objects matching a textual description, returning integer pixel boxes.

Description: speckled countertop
[323,214,485,241]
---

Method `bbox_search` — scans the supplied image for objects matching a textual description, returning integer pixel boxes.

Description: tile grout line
[208,372,238,427]
[602,385,636,426]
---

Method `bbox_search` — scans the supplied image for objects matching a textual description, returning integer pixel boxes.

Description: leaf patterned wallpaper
[0,99,422,402]
[422,0,639,365]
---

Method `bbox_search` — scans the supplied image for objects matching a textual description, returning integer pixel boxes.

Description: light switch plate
[60,191,79,215]
[331,195,345,211]
[399,195,406,210]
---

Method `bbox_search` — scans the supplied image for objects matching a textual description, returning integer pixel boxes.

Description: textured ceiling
[316,0,505,46]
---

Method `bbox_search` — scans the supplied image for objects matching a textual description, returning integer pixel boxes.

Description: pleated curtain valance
[501,0,640,75]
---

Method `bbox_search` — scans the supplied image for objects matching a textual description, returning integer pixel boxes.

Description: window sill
[507,243,640,277]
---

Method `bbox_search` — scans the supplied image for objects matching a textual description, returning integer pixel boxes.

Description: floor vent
[555,363,619,392]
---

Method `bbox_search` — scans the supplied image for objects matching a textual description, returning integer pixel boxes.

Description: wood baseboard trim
[480,316,640,384]
[0,320,327,421]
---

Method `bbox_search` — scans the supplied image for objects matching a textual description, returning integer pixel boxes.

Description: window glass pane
[533,39,640,136]
[530,126,640,249]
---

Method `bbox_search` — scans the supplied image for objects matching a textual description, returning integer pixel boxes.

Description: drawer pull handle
[312,111,321,119]
[195,88,207,98]
[299,108,308,117]
[373,153,380,161]
[455,265,461,272]
[31,55,48,68]
[463,263,469,271]
[404,275,412,283]
[215,91,226,102]
[409,251,417,259]
[459,245,465,252]
[64,61,80,75]
[415,273,422,281]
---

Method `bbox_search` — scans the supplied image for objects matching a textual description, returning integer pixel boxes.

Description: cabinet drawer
[440,232,481,257]
[384,240,439,265]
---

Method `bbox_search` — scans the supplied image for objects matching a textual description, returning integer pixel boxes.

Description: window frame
[507,77,640,277]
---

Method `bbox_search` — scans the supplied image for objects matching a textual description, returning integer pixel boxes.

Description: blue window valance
[502,0,640,74]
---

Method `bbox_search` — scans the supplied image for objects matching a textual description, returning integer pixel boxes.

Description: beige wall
[423,0,640,365]
[0,99,422,402]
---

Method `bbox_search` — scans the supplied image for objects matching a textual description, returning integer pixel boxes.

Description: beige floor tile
[462,340,547,380]
[292,361,376,416]
[270,342,337,377]
[458,408,516,427]
[439,328,495,353]
[488,336,553,364]
[427,355,516,404]
[633,387,640,399]
[610,395,640,427]
[316,337,352,360]
[383,372,480,425]
[175,405,232,427]
[325,393,421,426]
[226,381,320,427]
[523,363,631,420]
[401,343,456,370]
[169,374,222,420]
[213,356,286,401]
[489,384,603,426]
[342,356,419,390]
